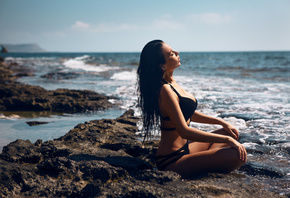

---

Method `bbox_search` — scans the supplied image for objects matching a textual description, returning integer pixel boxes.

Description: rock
[0,139,42,164]
[239,161,285,178]
[26,121,49,126]
[41,72,80,80]
[0,110,287,197]
[219,113,264,121]
[0,83,115,112]
[0,61,115,113]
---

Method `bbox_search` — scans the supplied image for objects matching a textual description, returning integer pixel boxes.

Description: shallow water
[1,51,289,193]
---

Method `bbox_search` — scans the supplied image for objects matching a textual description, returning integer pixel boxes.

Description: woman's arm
[191,111,239,140]
[160,86,237,142]
[191,111,226,125]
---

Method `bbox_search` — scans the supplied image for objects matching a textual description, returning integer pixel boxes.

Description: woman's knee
[226,148,246,170]
[212,128,228,136]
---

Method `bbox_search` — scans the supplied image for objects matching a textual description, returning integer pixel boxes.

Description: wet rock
[219,113,264,121]
[0,83,114,112]
[0,61,115,113]
[240,161,285,178]
[26,121,49,126]
[41,71,80,80]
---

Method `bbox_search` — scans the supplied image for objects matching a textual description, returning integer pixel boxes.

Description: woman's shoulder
[160,83,178,100]
[160,83,172,93]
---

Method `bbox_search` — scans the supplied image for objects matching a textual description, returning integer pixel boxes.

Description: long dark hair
[137,40,166,140]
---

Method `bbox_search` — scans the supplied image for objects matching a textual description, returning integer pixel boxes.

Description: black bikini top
[160,80,198,131]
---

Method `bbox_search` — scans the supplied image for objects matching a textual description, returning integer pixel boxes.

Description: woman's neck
[163,71,174,84]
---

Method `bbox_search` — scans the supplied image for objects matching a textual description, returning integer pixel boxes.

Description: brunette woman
[137,40,247,177]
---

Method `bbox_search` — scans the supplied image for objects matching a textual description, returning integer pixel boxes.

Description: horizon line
[2,49,290,54]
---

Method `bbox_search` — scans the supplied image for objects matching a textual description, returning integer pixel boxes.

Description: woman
[137,40,247,178]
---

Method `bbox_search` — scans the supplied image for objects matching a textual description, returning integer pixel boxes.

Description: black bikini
[156,140,190,170]
[156,80,198,170]
[160,80,198,131]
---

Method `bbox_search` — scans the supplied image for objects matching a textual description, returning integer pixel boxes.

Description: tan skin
[156,42,247,177]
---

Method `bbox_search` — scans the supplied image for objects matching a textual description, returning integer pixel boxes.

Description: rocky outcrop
[0,110,287,197]
[0,44,46,53]
[0,84,114,112]
[0,46,8,53]
[0,60,114,113]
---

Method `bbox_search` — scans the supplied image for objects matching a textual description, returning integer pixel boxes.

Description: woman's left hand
[222,123,239,140]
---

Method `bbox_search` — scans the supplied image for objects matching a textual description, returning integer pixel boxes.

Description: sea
[0,51,289,194]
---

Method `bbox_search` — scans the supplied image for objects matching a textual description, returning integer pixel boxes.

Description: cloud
[187,13,233,24]
[70,12,231,35]
[71,21,138,33]
[71,21,90,30]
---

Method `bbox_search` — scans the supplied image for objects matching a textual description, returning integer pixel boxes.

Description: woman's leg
[168,128,245,178]
[165,146,244,178]
[209,128,233,150]
[188,128,233,152]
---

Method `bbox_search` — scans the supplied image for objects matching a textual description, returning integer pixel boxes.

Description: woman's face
[161,42,181,72]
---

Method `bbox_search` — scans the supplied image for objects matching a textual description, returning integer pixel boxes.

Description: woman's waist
[156,138,188,156]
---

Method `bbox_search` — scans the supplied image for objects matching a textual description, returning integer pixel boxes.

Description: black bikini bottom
[156,141,189,170]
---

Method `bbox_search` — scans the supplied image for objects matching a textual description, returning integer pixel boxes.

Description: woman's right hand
[227,137,247,162]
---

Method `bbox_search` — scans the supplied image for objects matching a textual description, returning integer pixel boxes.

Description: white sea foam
[114,84,137,110]
[242,142,258,149]
[223,117,247,130]
[110,69,137,81]
[63,56,118,72]
[0,114,20,120]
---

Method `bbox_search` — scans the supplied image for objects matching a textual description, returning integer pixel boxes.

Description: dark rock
[219,113,264,121]
[0,139,42,163]
[245,145,273,155]
[80,160,128,183]
[1,44,46,53]
[41,72,80,80]
[239,161,285,178]
[0,83,114,112]
[135,169,181,184]
[104,156,152,173]
[0,61,115,113]
[77,181,102,198]
[40,141,72,159]
[15,72,35,77]
[37,157,75,177]
[0,110,287,197]
[26,121,49,126]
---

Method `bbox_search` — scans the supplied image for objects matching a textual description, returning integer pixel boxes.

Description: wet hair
[137,40,166,140]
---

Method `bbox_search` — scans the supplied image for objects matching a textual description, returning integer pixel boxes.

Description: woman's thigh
[166,147,242,178]
[188,141,212,153]
[188,128,230,153]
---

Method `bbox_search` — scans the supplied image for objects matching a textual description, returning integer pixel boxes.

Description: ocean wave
[63,55,119,72]
[110,69,137,81]
[0,114,20,120]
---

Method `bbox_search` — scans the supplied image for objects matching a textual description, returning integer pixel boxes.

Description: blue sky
[0,0,289,52]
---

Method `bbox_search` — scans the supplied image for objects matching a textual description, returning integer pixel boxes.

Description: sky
[0,0,290,52]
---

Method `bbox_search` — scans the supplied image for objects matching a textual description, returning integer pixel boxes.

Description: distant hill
[0,44,46,53]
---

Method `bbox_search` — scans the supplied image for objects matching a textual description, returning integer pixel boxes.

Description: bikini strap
[162,79,181,97]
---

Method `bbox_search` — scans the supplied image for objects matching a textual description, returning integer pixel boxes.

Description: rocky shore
[0,59,288,197]
[0,59,114,113]
[0,110,287,197]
